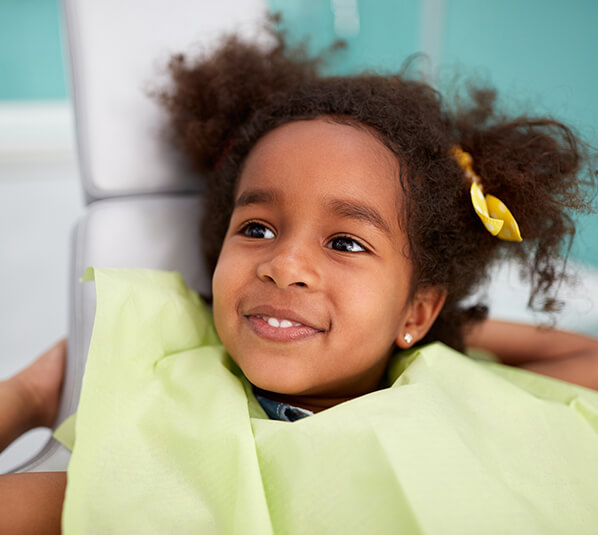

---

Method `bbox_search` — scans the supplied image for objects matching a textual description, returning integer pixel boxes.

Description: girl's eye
[242,222,275,240]
[327,236,367,253]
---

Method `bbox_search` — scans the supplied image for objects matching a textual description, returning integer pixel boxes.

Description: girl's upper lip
[243,305,326,332]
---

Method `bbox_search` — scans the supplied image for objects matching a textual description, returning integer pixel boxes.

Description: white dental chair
[4,0,598,476]
[5,0,267,474]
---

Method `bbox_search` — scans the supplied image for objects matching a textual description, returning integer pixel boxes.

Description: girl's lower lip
[245,315,321,342]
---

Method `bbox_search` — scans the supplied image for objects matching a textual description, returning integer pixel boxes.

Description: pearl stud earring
[403,333,413,345]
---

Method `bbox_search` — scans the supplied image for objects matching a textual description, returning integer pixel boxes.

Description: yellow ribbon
[452,146,522,242]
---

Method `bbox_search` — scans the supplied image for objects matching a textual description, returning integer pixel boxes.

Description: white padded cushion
[13,195,209,473]
[69,194,210,408]
[64,0,267,199]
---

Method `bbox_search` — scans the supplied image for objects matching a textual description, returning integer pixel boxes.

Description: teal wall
[0,0,67,100]
[1,0,597,265]
[270,0,421,74]
[270,0,598,268]
[442,0,598,142]
[438,0,598,265]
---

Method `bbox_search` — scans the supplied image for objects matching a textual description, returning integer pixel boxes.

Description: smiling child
[212,119,442,409]
[1,21,598,534]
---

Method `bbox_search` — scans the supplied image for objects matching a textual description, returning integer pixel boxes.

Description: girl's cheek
[212,249,241,308]
[211,263,226,307]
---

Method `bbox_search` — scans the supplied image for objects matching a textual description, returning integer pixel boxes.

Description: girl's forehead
[238,118,400,194]
[249,118,391,156]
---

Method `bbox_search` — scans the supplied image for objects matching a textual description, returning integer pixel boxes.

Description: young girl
[2,23,598,534]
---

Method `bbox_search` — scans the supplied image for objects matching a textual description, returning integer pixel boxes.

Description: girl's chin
[246,375,312,396]
[246,373,346,401]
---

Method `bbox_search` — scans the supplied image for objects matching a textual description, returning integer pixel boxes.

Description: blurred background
[1,0,597,467]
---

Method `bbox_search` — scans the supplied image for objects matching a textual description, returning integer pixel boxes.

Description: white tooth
[267,317,280,328]
[280,320,293,328]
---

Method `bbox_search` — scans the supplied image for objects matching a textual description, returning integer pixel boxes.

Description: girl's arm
[0,472,66,534]
[0,340,65,453]
[0,342,67,533]
[466,319,598,390]
[0,377,37,453]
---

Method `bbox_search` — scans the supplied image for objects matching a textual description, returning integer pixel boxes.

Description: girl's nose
[256,241,319,289]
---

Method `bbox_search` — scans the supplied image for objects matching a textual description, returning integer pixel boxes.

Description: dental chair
[4,0,598,476]
[5,0,267,474]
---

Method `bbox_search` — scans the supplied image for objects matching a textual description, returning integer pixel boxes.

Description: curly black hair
[158,20,596,351]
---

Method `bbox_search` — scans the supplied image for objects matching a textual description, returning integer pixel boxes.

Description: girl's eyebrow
[327,198,391,237]
[235,188,391,237]
[235,188,281,208]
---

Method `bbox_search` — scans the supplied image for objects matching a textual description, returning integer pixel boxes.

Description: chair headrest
[63,0,267,202]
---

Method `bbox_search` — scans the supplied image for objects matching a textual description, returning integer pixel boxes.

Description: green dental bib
[61,268,598,534]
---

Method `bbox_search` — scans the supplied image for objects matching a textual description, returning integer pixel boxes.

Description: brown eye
[327,236,367,252]
[242,222,275,240]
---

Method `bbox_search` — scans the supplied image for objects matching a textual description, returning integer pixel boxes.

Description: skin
[0,472,66,535]
[466,319,598,389]
[0,340,66,535]
[212,118,446,412]
[0,340,66,452]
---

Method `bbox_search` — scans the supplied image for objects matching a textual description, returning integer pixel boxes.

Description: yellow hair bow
[452,146,522,242]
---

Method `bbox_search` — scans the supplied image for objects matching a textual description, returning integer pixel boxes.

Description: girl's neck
[253,370,391,414]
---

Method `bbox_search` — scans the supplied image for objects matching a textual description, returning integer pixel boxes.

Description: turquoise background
[0,0,67,100]
[1,0,597,266]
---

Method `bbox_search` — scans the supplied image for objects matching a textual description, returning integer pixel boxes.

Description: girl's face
[212,119,442,407]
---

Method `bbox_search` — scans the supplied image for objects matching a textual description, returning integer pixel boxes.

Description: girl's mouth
[256,314,303,329]
[245,314,323,342]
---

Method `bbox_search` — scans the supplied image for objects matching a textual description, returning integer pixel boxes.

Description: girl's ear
[395,286,447,349]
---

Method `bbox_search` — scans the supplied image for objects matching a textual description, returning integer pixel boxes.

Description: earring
[403,333,413,345]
